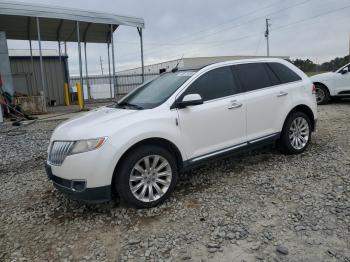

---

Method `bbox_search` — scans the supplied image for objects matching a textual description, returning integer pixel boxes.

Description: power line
[116,0,314,61]
[265,18,271,56]
[116,0,282,48]
[194,3,350,58]
[273,3,350,32]
[116,0,349,67]
[143,3,350,64]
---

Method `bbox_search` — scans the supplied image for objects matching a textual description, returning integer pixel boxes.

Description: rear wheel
[315,84,330,105]
[115,145,178,208]
[279,112,312,155]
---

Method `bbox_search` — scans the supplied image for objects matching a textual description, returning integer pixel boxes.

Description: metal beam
[137,27,144,82]
[83,23,92,42]
[107,42,112,98]
[58,41,61,63]
[57,19,63,65]
[84,42,91,100]
[111,24,116,98]
[64,41,70,85]
[83,23,91,100]
[76,20,84,107]
[27,17,36,95]
[36,17,47,112]
[56,19,63,41]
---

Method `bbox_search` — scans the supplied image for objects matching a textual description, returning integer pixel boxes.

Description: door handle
[228,101,242,110]
[277,91,288,97]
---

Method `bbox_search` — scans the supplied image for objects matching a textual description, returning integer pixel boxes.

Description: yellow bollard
[76,82,83,111]
[64,83,70,106]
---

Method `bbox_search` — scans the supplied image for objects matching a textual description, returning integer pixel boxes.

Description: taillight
[312,84,316,94]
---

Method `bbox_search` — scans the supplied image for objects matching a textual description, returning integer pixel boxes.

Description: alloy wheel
[315,87,325,104]
[129,155,172,203]
[289,117,310,150]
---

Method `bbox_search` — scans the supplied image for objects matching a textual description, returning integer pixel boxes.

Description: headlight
[70,137,107,155]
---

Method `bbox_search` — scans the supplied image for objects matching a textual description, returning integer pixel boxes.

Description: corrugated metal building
[118,55,290,75]
[9,49,68,105]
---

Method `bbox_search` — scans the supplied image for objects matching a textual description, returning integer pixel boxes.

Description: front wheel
[315,84,330,105]
[115,145,178,208]
[279,112,312,155]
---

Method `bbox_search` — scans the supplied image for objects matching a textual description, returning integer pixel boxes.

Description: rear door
[234,62,297,141]
[176,66,247,160]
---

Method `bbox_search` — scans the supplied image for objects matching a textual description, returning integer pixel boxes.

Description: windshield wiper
[117,102,144,110]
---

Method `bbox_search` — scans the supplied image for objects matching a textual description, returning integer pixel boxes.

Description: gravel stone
[1,104,350,261]
[276,245,289,255]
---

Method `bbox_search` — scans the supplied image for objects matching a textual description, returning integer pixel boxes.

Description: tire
[279,112,312,155]
[315,84,330,105]
[115,145,178,208]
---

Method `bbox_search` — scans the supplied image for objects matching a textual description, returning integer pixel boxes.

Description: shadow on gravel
[42,144,281,224]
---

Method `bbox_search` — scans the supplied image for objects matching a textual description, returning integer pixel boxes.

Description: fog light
[71,180,86,192]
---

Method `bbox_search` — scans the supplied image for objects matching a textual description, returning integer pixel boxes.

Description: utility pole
[348,33,350,63]
[99,56,104,76]
[265,18,271,57]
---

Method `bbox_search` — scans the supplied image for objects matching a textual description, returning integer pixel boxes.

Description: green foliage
[291,55,349,73]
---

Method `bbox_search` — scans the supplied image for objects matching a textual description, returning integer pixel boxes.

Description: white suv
[46,58,317,208]
[311,63,350,104]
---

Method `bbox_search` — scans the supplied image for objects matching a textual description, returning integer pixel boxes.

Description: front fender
[107,116,186,175]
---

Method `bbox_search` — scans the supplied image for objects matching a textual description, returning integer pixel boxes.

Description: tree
[292,55,349,72]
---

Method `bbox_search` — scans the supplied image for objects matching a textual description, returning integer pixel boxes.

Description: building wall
[183,56,289,68]
[10,56,68,105]
[117,55,290,75]
[118,59,184,75]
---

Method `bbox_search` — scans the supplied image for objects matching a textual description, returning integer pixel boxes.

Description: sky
[7,0,350,75]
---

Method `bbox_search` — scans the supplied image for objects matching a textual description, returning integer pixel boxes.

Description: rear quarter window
[267,62,302,84]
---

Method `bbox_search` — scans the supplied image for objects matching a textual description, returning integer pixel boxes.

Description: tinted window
[182,66,237,101]
[235,63,272,92]
[267,62,301,84]
[264,64,281,86]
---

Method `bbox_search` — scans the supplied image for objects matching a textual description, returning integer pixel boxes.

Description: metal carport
[0,0,145,110]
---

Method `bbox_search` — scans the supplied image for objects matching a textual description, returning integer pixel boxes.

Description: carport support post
[84,42,91,100]
[29,39,36,94]
[76,21,84,108]
[111,24,116,99]
[36,17,47,112]
[137,28,144,83]
[58,41,61,63]
[107,42,112,98]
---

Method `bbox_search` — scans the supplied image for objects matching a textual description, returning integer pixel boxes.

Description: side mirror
[177,94,203,108]
[341,68,349,75]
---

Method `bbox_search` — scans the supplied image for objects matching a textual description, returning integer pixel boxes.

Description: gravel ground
[0,103,349,262]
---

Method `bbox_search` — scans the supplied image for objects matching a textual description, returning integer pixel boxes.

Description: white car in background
[46,58,317,208]
[311,63,350,104]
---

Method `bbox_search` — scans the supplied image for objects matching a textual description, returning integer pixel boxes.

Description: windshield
[336,63,350,73]
[117,71,195,109]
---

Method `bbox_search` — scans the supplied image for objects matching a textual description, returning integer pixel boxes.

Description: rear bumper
[45,163,111,203]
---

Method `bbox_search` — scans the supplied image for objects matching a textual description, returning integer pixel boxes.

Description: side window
[264,64,281,86]
[234,63,272,92]
[267,62,302,84]
[182,66,238,101]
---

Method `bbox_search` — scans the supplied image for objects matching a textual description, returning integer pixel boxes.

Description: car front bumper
[45,163,111,203]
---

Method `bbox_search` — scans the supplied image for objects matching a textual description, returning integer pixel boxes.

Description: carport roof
[0,0,145,43]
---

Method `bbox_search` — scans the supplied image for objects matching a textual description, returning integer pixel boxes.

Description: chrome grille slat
[48,141,74,166]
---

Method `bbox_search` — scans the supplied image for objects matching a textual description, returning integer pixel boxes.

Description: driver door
[176,66,247,161]
[334,65,350,94]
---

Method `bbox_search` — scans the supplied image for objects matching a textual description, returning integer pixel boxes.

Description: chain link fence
[70,73,159,101]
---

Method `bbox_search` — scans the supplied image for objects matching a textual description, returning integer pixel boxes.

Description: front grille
[48,141,75,166]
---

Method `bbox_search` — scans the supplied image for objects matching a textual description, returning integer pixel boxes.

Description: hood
[310,72,334,81]
[51,106,139,140]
